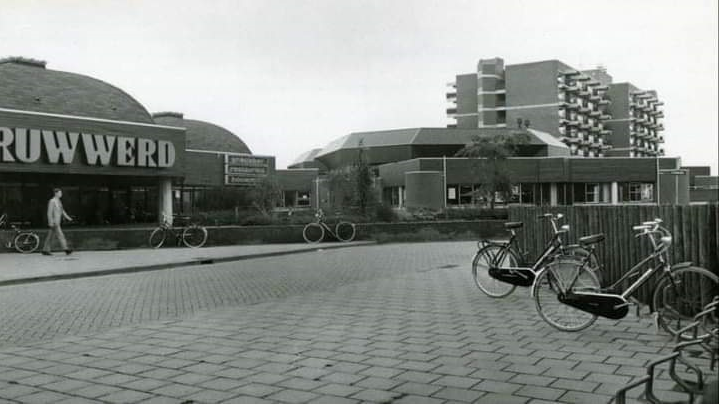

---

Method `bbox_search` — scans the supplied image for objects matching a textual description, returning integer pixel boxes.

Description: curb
[0,241,375,287]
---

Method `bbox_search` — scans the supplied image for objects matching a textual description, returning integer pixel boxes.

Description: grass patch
[370,228,478,244]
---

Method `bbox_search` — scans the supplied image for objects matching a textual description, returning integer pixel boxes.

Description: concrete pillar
[550,183,558,206]
[611,182,619,205]
[158,178,173,225]
[398,186,404,208]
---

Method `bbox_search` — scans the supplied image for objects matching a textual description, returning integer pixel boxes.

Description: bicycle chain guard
[488,266,535,287]
[558,291,630,320]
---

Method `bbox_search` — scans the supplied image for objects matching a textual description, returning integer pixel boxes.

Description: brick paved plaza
[0,242,714,403]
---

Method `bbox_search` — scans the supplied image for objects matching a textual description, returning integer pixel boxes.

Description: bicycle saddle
[504,222,523,229]
[579,233,605,246]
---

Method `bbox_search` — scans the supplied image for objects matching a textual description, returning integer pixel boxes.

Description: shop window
[459,185,473,205]
[621,182,654,203]
[446,185,458,205]
[297,192,311,207]
[520,183,535,205]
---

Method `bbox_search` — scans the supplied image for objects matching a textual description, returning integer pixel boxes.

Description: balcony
[563,101,580,110]
[446,108,457,115]
[600,114,612,120]
[561,136,581,145]
[565,84,580,92]
[579,105,591,113]
[589,110,601,117]
[446,92,456,99]
[598,99,610,106]
[578,89,591,97]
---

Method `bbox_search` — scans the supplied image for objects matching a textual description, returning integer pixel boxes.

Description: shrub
[373,204,398,223]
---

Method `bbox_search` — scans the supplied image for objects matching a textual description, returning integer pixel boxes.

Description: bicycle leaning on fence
[148,215,208,249]
[302,209,356,243]
[532,218,719,335]
[471,213,600,298]
[0,213,40,253]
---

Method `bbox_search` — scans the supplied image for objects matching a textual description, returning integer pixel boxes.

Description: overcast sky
[1,0,717,172]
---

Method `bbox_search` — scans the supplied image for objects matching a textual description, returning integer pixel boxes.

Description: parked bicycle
[533,219,719,335]
[0,213,40,253]
[149,214,208,249]
[302,209,356,243]
[472,213,600,298]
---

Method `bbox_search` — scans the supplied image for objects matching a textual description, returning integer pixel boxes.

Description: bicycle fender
[671,262,693,271]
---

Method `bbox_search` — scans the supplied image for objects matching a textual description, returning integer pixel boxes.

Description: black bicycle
[149,215,208,248]
[472,213,600,298]
[533,219,719,335]
[0,213,40,253]
[302,209,356,243]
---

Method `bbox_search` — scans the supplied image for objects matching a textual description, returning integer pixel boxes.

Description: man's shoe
[42,251,52,256]
[65,249,73,255]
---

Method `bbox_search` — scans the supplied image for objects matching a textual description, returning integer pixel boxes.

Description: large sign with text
[0,127,175,168]
[224,154,269,185]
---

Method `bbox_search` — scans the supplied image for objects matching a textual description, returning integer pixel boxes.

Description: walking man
[42,188,73,255]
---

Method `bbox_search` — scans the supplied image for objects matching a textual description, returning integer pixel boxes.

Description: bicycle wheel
[533,258,600,332]
[303,223,324,243]
[148,228,166,249]
[652,266,718,339]
[182,225,208,248]
[14,232,39,253]
[334,222,356,242]
[472,244,519,298]
[562,247,602,286]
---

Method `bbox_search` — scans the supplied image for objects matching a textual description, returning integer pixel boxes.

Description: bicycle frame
[566,226,669,300]
[488,217,569,274]
[554,221,673,319]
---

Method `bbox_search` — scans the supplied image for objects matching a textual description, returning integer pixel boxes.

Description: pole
[443,155,447,210]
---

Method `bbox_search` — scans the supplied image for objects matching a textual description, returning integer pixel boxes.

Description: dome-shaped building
[0,57,274,225]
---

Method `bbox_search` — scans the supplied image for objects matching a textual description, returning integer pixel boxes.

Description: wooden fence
[508,204,719,302]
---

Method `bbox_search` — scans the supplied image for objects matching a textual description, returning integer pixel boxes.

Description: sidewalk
[0,242,372,286]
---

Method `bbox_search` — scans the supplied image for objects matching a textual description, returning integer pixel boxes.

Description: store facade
[0,108,185,225]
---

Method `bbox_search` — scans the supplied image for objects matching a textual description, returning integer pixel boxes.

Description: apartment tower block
[446,58,664,157]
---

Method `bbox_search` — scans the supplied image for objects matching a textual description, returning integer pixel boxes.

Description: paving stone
[232,383,282,398]
[509,374,555,387]
[431,386,485,402]
[245,372,290,385]
[267,389,320,403]
[358,366,404,379]
[150,383,203,398]
[475,380,523,394]
[514,385,565,401]
[558,390,613,403]
[584,372,632,385]
[277,377,326,391]
[73,384,124,399]
[542,367,588,380]
[394,382,444,396]
[311,395,361,403]
[97,389,153,403]
[394,370,443,384]
[222,395,273,404]
[184,389,240,403]
[354,377,402,391]
[94,373,139,386]
[351,388,403,403]
[549,378,599,393]
[433,375,482,389]
[17,391,71,404]
[320,372,364,385]
[477,393,531,403]
[199,377,245,391]
[504,363,548,375]
[122,378,169,392]
[392,394,445,403]
[314,383,362,397]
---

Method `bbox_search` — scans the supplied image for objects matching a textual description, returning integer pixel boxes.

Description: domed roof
[152,112,251,154]
[0,57,153,123]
